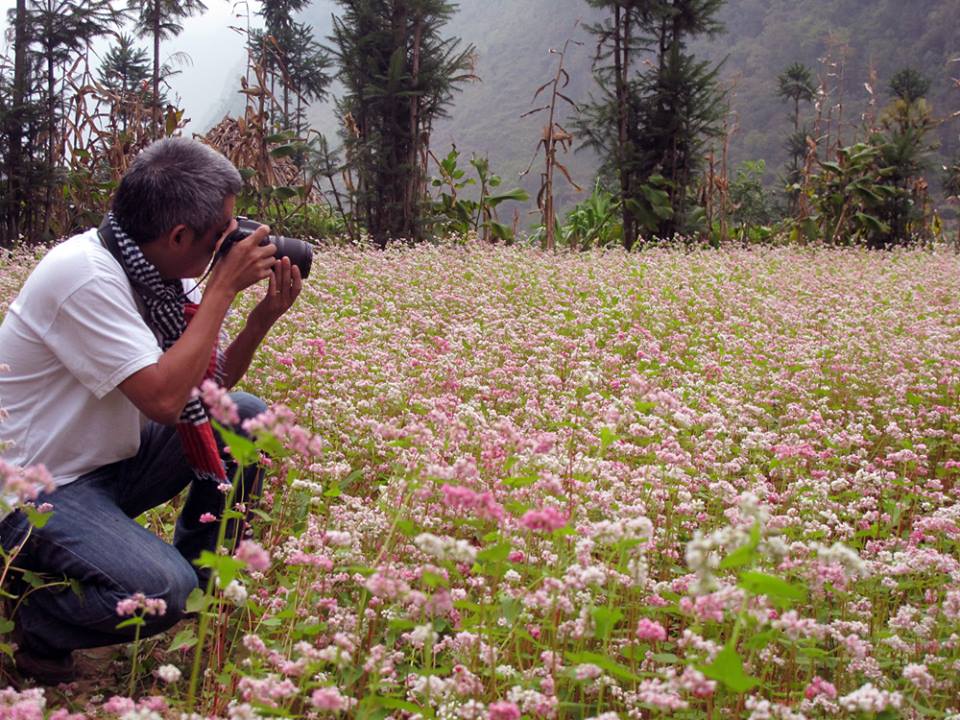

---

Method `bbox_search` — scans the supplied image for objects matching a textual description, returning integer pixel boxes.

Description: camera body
[218,217,313,279]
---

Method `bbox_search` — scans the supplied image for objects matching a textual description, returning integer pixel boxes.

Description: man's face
[181,195,237,279]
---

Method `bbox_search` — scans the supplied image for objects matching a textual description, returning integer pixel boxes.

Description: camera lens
[271,235,313,279]
[217,218,313,279]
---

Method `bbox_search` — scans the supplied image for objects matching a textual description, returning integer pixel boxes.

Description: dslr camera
[217,217,313,279]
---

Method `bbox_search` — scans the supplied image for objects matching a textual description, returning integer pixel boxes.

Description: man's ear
[166,223,191,248]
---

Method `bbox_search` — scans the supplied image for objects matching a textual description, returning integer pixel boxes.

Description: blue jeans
[0,392,266,657]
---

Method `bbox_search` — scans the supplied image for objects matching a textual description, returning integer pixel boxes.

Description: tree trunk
[406,16,423,242]
[153,1,161,139]
[42,49,56,236]
[5,0,29,243]
[614,5,635,250]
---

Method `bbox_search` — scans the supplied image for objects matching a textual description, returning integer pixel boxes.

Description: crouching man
[0,138,302,683]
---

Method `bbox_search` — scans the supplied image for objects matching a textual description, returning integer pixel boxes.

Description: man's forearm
[120,287,235,424]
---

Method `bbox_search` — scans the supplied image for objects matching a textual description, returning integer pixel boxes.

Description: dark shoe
[10,619,76,685]
[13,647,76,685]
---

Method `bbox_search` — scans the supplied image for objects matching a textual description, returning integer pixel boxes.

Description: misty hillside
[229,0,960,219]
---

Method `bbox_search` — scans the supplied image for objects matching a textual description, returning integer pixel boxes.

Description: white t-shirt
[0,229,168,497]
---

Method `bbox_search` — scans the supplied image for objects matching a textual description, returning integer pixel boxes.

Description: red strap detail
[177,422,227,480]
[178,303,228,480]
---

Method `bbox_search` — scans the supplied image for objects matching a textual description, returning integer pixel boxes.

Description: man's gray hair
[112,137,242,244]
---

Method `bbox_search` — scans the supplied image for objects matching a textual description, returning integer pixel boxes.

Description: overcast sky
[0,0,257,130]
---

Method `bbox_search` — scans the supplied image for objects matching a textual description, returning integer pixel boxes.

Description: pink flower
[311,686,348,712]
[0,460,55,504]
[101,696,136,715]
[115,597,140,617]
[115,593,166,617]
[194,379,240,425]
[488,700,522,720]
[49,710,87,720]
[804,676,838,700]
[635,618,667,642]
[235,540,271,571]
[441,484,505,521]
[199,512,217,523]
[520,506,567,532]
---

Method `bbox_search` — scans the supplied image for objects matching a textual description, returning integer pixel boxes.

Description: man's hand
[251,256,303,328]
[207,224,278,299]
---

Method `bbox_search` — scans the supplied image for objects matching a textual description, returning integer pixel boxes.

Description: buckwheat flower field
[3,243,960,719]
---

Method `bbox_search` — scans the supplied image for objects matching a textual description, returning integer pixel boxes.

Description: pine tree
[777,62,815,215]
[871,67,938,246]
[330,0,475,247]
[578,0,724,245]
[251,0,331,135]
[128,0,207,138]
[778,62,815,132]
[1,0,31,241]
[576,0,648,249]
[284,21,332,136]
[97,34,153,133]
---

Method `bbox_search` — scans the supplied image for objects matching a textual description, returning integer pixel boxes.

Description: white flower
[838,683,902,713]
[120,711,163,720]
[223,580,248,605]
[409,623,438,648]
[414,533,477,564]
[815,542,870,578]
[156,664,182,683]
[326,530,353,546]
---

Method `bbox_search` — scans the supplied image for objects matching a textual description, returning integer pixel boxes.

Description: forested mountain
[289,0,959,215]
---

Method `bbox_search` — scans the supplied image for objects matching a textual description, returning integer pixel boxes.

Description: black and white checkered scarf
[104,212,227,480]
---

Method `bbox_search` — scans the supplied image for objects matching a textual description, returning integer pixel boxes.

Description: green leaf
[738,571,806,607]
[650,652,682,664]
[719,522,761,570]
[477,542,511,564]
[487,188,530,204]
[565,651,642,682]
[744,629,776,651]
[377,696,433,717]
[272,185,298,200]
[22,505,52,529]
[0,618,14,634]
[116,616,145,629]
[699,645,759,693]
[324,483,341,498]
[21,571,45,588]
[168,627,197,651]
[502,475,538,489]
[592,606,623,640]
[599,427,619,452]
[196,551,244,587]
[185,587,209,613]
[854,211,890,234]
[500,596,522,623]
[213,422,259,465]
[420,571,448,589]
[396,519,419,536]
